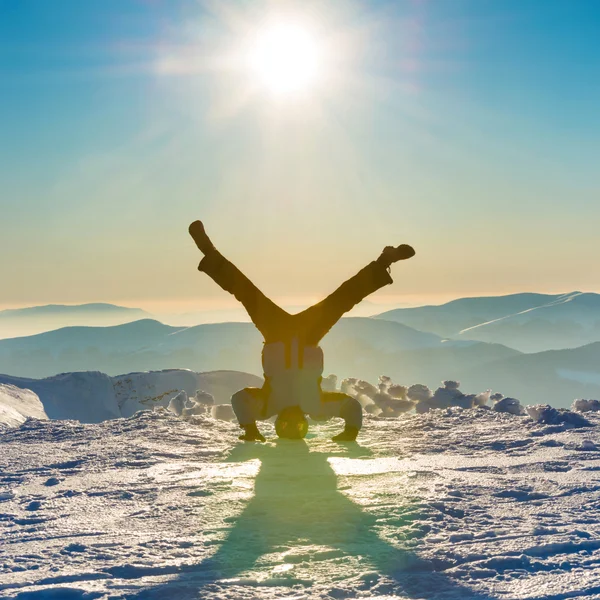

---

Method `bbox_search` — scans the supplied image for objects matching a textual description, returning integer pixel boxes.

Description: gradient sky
[1,0,599,315]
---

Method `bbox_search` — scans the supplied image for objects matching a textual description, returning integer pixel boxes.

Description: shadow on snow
[129,439,493,599]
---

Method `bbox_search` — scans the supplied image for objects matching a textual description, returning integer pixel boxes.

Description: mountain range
[1,315,598,408]
[376,291,600,352]
[2,292,600,409]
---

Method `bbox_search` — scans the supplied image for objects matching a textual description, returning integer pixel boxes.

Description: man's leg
[297,245,415,344]
[231,387,269,442]
[311,392,363,442]
[190,221,290,342]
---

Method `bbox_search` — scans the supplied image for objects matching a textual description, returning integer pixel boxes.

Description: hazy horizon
[1,287,595,317]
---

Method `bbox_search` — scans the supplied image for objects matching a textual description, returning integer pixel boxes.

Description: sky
[1,0,599,317]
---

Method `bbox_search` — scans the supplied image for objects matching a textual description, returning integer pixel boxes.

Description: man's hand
[239,423,266,442]
[332,426,359,443]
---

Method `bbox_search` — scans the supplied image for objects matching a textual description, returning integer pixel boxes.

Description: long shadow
[130,440,494,599]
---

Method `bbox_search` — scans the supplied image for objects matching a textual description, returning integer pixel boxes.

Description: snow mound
[408,383,433,403]
[211,404,236,421]
[493,396,525,415]
[413,381,491,414]
[0,384,48,427]
[167,390,188,416]
[195,390,215,405]
[182,400,207,418]
[573,398,600,412]
[526,404,592,427]
[321,374,338,392]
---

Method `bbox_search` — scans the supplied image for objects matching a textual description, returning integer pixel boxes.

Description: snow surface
[2,408,600,599]
[0,384,47,428]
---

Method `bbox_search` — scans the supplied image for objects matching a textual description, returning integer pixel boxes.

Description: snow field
[1,407,600,599]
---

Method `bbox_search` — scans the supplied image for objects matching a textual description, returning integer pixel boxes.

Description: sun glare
[249,23,320,95]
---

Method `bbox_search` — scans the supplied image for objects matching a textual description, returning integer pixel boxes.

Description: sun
[248,22,320,95]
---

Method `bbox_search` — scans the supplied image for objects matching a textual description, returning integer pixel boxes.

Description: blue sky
[1,0,599,313]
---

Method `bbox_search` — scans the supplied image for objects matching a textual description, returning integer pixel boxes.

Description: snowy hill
[0,384,47,427]
[1,408,600,598]
[0,303,151,340]
[376,291,600,352]
[0,369,262,424]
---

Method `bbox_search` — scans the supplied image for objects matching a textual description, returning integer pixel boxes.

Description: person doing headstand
[189,221,415,442]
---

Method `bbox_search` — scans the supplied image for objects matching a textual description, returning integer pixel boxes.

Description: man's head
[275,406,308,439]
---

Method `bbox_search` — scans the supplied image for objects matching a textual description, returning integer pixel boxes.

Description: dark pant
[198,251,392,344]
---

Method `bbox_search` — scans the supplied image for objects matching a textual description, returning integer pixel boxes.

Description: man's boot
[189,220,216,255]
[377,244,415,268]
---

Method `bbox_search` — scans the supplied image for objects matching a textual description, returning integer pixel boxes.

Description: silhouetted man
[189,221,415,442]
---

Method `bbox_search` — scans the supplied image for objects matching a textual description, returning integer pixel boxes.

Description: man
[189,220,415,442]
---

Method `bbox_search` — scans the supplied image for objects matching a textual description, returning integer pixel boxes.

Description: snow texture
[2,408,600,599]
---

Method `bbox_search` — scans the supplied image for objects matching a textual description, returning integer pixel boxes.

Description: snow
[573,399,600,413]
[112,369,260,419]
[167,391,188,416]
[0,370,262,424]
[493,397,525,416]
[2,408,600,599]
[525,404,591,428]
[0,372,120,423]
[0,384,47,427]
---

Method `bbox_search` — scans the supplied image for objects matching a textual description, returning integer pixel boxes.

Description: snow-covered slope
[1,408,600,599]
[0,384,47,427]
[113,369,263,418]
[0,372,121,422]
[0,370,263,424]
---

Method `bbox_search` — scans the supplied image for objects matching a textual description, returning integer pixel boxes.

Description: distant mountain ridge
[2,297,600,407]
[0,303,151,339]
[0,303,149,318]
[376,291,600,352]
